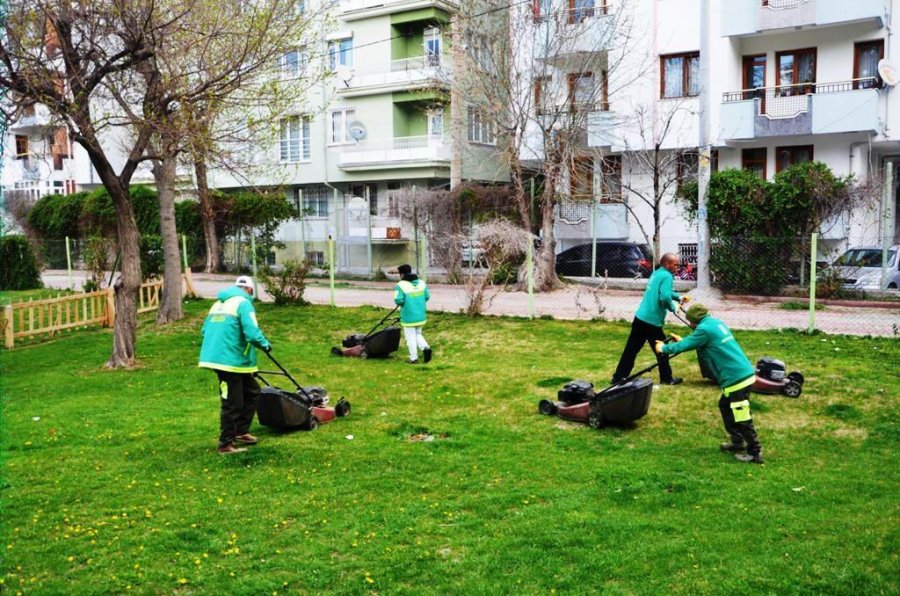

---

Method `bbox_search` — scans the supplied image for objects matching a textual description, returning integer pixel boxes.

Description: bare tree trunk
[153,151,184,324]
[107,187,142,369]
[193,156,220,272]
[534,188,561,291]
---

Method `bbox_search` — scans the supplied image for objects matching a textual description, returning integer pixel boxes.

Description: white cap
[235,275,254,289]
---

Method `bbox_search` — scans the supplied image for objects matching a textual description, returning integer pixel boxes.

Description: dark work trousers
[215,370,261,447]
[613,317,673,383]
[718,387,762,456]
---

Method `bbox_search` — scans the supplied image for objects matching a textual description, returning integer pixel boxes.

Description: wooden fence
[3,280,165,349]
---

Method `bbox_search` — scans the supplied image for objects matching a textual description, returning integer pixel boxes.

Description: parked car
[555,241,653,279]
[830,245,900,290]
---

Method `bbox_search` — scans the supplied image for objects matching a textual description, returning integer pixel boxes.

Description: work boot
[662,377,683,386]
[720,441,746,453]
[423,348,433,363]
[217,444,248,455]
[406,358,419,365]
[234,433,258,445]
[734,452,764,464]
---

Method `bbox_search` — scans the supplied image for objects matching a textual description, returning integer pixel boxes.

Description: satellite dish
[348,121,367,141]
[335,65,353,85]
[877,59,899,87]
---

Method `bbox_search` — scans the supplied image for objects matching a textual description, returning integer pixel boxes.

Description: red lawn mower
[537,351,675,429]
[331,307,401,359]
[751,357,804,398]
[255,351,350,431]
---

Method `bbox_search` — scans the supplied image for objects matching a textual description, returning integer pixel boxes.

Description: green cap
[685,303,709,324]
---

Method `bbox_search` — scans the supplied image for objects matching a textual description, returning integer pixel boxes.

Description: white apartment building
[534,0,899,262]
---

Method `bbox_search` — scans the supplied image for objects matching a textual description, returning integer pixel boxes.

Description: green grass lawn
[1,301,898,594]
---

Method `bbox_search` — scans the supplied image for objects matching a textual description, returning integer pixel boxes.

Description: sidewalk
[40,270,900,337]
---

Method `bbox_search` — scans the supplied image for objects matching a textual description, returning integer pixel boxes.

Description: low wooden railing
[3,279,167,349]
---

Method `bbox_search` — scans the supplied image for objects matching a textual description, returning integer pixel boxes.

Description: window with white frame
[424,27,441,67]
[470,34,493,72]
[328,38,353,70]
[278,48,307,79]
[279,115,311,162]
[428,108,444,137]
[467,106,495,145]
[301,185,329,217]
[329,108,355,144]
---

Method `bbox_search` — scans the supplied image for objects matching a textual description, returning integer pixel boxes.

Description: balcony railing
[343,135,444,152]
[535,1,611,24]
[722,77,878,119]
[391,55,443,72]
[761,0,810,8]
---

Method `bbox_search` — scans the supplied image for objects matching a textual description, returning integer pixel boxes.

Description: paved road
[41,270,900,337]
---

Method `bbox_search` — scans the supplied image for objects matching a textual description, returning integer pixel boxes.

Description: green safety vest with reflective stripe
[660,315,755,391]
[199,286,270,373]
[394,278,429,327]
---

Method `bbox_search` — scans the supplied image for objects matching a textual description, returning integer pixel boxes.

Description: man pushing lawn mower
[612,252,688,386]
[199,276,271,455]
[394,264,432,364]
[655,304,765,464]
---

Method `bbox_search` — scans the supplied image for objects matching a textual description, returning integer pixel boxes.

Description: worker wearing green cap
[655,303,764,464]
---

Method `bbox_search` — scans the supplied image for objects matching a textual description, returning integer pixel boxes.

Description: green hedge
[0,235,42,291]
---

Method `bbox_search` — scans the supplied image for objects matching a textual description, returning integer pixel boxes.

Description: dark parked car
[556,241,654,279]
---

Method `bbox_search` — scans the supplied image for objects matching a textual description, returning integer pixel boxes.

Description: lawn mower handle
[598,338,681,396]
[364,305,400,338]
[257,349,315,400]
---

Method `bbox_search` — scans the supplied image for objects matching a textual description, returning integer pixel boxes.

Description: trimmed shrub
[0,235,42,291]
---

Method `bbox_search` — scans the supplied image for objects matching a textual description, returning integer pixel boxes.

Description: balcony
[554,201,629,241]
[337,135,451,170]
[535,6,614,65]
[16,157,42,181]
[720,78,881,140]
[722,0,886,37]
[338,56,451,97]
[340,0,458,21]
[8,106,53,134]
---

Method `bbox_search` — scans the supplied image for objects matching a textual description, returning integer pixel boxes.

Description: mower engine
[752,357,804,398]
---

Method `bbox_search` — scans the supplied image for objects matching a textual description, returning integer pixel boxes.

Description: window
[279,48,307,79]
[742,54,766,101]
[329,108,356,144]
[776,48,816,96]
[534,76,552,115]
[387,182,403,217]
[661,52,700,99]
[568,0,594,24]
[467,107,495,145]
[470,34,492,72]
[675,151,698,192]
[776,145,813,173]
[15,135,28,159]
[352,184,378,215]
[301,185,329,217]
[328,38,353,70]
[855,40,884,89]
[279,115,311,162]
[532,0,552,21]
[428,108,444,137]
[568,72,595,110]
[742,148,767,179]
[570,156,593,200]
[424,28,441,67]
[599,155,621,203]
[308,251,326,266]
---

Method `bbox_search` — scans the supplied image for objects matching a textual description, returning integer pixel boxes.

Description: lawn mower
[537,343,678,429]
[751,357,804,398]
[331,306,401,359]
[255,351,350,431]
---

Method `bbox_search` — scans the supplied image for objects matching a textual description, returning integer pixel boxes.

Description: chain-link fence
[31,220,900,338]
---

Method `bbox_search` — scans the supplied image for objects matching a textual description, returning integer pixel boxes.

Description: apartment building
[532,0,899,261]
[206,0,508,272]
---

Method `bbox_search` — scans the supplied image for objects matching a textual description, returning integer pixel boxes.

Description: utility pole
[696,0,712,291]
[449,12,463,189]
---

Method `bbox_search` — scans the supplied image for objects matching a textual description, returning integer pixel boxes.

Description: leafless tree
[455,0,641,291]
[1,0,169,367]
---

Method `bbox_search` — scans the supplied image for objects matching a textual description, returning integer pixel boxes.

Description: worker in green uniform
[394,264,432,364]
[199,276,271,455]
[655,303,764,464]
